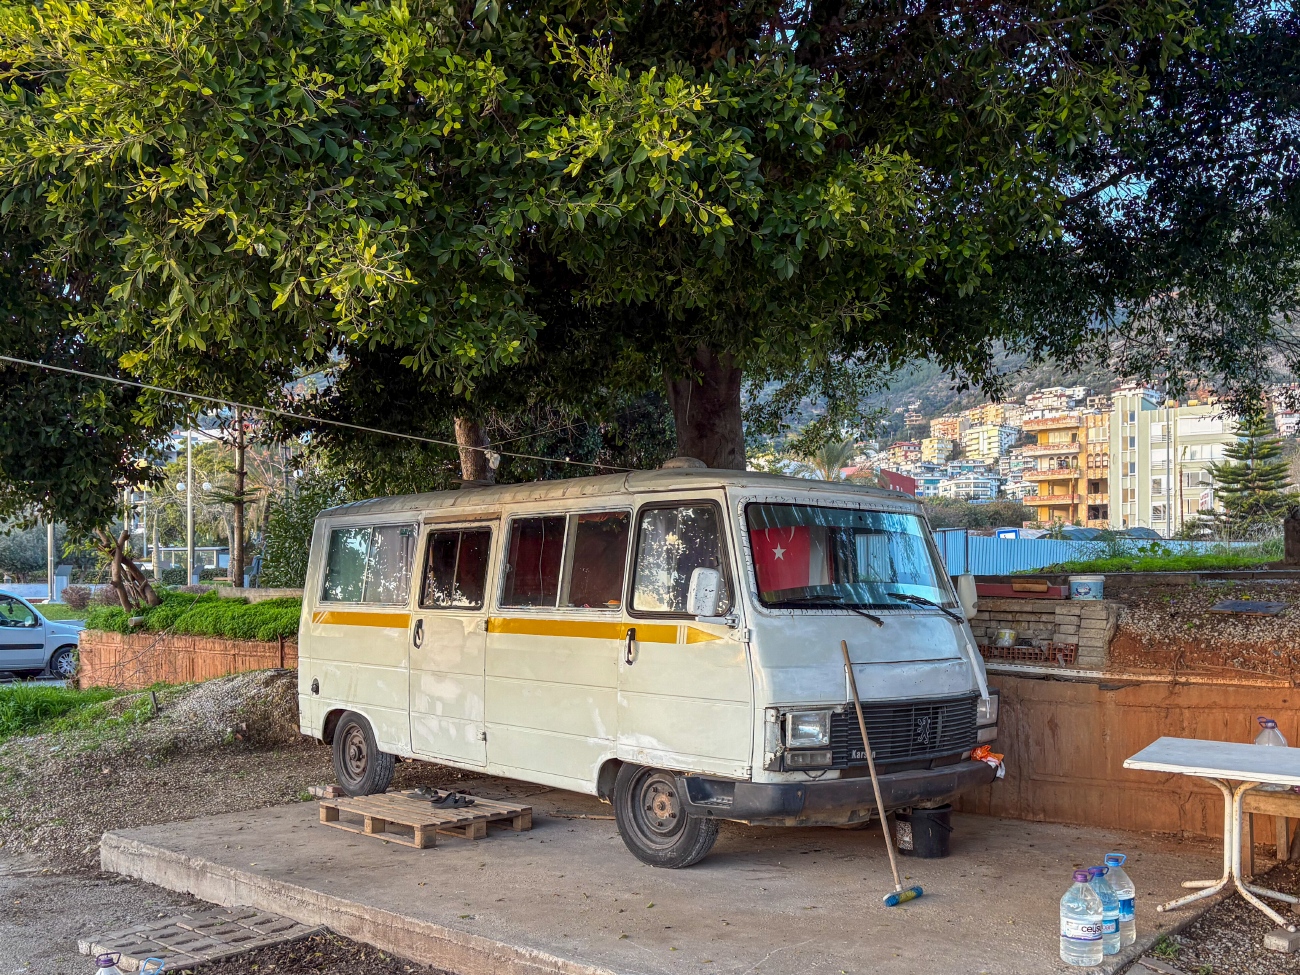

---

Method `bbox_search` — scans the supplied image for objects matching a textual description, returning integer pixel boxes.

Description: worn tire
[612,763,719,868]
[332,711,395,796]
[47,645,77,680]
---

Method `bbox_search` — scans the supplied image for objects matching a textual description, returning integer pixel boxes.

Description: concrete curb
[101,832,618,975]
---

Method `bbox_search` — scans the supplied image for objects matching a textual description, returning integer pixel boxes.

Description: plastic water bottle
[1105,853,1136,947]
[1256,716,1289,791]
[1089,866,1121,956]
[94,955,123,975]
[1060,869,1104,967]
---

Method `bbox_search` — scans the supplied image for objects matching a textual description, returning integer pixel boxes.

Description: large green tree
[1,0,1297,472]
[1209,414,1297,534]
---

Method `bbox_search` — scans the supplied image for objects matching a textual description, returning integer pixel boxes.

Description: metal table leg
[1233,782,1299,931]
[1160,778,1234,912]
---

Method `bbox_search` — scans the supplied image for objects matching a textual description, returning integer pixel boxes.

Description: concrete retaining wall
[79,630,297,690]
[957,674,1300,837]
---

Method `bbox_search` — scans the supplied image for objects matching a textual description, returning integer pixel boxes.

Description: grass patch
[36,604,87,622]
[1033,539,1282,575]
[86,589,301,641]
[0,684,120,741]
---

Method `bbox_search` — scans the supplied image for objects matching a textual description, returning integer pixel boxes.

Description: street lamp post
[186,429,195,585]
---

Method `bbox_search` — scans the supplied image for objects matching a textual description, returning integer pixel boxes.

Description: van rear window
[321,524,417,604]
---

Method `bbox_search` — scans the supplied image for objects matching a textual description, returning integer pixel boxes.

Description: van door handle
[624,627,637,665]
[413,618,424,649]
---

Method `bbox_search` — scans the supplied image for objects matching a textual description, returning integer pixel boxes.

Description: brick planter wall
[78,630,297,690]
[968,597,1122,669]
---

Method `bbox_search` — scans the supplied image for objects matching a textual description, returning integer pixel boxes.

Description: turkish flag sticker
[751,526,811,595]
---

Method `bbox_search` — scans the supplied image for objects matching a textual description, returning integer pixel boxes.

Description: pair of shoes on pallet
[411,786,476,808]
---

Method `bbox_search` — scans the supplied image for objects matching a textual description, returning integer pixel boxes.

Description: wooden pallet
[318,791,532,849]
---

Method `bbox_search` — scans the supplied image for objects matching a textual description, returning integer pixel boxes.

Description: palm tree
[799,439,862,481]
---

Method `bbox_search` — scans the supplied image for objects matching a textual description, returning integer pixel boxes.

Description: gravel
[176,932,451,974]
[1151,861,1300,975]
[1106,580,1300,680]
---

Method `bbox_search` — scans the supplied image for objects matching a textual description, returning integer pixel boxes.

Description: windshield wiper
[774,594,883,626]
[887,592,965,624]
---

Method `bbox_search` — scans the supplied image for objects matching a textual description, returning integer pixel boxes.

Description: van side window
[501,516,566,607]
[322,525,417,604]
[421,529,491,609]
[563,512,630,608]
[0,596,37,628]
[631,505,730,615]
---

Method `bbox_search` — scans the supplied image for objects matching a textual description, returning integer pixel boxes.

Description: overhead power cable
[0,354,636,473]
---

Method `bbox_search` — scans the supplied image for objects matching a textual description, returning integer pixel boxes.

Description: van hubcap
[630,770,684,846]
[342,725,368,779]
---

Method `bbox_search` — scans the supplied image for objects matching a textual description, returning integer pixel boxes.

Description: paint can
[1069,575,1104,600]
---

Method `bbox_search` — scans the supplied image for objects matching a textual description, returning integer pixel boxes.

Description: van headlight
[977,690,999,726]
[785,710,832,747]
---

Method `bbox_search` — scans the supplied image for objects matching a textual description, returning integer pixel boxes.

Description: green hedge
[86,589,301,641]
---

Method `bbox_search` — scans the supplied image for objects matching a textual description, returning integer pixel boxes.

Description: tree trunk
[664,345,745,470]
[232,407,246,587]
[96,528,162,610]
[454,416,495,484]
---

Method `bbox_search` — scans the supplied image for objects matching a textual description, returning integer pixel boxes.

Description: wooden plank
[317,791,532,849]
[1243,790,1300,817]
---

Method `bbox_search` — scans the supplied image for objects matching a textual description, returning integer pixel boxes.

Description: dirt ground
[0,669,1294,974]
[1105,579,1300,680]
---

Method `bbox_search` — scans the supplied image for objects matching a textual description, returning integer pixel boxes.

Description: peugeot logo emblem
[914,714,933,746]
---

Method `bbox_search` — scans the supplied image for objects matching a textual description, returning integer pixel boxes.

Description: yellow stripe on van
[684,626,724,644]
[312,610,412,629]
[487,617,679,644]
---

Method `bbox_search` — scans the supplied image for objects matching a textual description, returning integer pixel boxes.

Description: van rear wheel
[613,764,719,868]
[332,711,395,796]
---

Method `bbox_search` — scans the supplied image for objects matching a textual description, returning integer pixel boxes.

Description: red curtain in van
[750,526,811,593]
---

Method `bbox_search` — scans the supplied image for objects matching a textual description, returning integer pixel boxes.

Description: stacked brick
[968,597,1120,669]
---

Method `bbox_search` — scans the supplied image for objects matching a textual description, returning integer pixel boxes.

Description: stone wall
[968,597,1122,669]
[79,630,297,690]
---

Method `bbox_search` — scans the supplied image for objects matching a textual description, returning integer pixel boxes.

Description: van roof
[319,468,917,519]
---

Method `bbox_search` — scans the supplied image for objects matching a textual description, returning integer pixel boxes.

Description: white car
[0,590,84,679]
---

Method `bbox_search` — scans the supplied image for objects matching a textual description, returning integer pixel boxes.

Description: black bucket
[894,805,953,858]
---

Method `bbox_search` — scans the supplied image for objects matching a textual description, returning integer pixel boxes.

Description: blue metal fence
[933,530,1252,575]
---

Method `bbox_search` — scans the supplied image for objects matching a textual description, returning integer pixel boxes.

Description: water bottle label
[1103,918,1118,935]
[1119,897,1135,921]
[1061,918,1102,941]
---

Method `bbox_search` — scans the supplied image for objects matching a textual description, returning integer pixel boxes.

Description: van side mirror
[686,567,722,618]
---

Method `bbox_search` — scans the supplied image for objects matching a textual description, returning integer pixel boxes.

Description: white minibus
[298,466,999,867]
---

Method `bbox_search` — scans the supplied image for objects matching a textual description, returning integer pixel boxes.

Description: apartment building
[921,436,955,463]
[1023,413,1086,524]
[1082,411,1111,528]
[882,440,922,469]
[937,472,1000,501]
[1025,386,1089,415]
[1108,388,1239,534]
[962,402,1024,428]
[962,424,1019,463]
[929,415,970,441]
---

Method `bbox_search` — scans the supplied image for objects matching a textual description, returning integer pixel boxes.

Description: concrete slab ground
[102,783,1224,975]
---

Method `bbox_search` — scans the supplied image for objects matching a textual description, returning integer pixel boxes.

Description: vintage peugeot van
[297,467,999,867]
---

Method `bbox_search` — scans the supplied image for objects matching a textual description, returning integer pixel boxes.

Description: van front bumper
[677,760,997,827]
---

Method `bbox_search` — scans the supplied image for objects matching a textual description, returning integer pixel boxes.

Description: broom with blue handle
[842,639,925,907]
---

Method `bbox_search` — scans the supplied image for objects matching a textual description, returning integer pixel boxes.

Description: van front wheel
[332,711,395,796]
[613,764,719,868]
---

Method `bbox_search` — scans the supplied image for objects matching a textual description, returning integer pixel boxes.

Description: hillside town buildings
[849,380,1286,535]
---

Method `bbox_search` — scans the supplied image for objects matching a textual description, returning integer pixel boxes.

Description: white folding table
[1125,736,1300,931]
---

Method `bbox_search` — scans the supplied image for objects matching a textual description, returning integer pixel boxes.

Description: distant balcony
[1035,493,1083,506]
[1021,441,1081,456]
[1086,493,1109,505]
[1023,415,1082,432]
[1024,468,1081,482]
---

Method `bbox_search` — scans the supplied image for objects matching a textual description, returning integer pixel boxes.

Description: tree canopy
[1209,415,1297,534]
[0,0,1296,473]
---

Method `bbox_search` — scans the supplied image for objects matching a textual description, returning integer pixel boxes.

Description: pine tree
[1209,416,1296,534]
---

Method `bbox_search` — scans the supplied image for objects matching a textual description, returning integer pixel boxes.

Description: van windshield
[745,503,956,610]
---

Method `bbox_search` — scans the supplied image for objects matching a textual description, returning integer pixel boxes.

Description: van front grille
[828,694,978,767]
